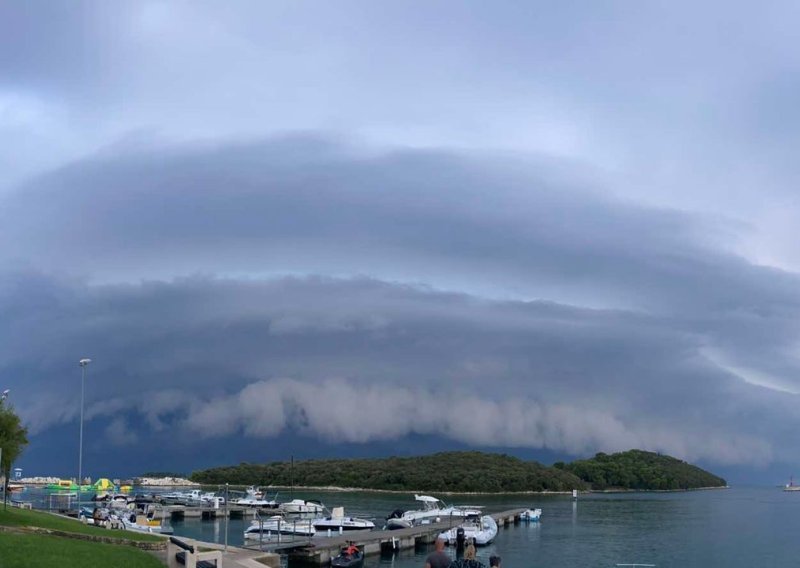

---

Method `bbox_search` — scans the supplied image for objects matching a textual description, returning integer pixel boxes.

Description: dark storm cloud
[0,268,786,465]
[4,1,800,472]
[1,137,800,466]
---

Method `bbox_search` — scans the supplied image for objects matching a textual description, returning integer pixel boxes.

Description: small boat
[281,498,325,515]
[784,477,800,492]
[119,506,174,535]
[313,507,375,532]
[520,508,542,521]
[244,515,316,538]
[439,514,498,546]
[385,495,482,530]
[331,544,364,568]
[235,486,279,508]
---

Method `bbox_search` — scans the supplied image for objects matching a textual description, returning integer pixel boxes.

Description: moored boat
[234,486,279,508]
[385,495,482,530]
[281,498,325,515]
[244,515,316,538]
[313,507,375,532]
[438,514,498,546]
[520,508,542,521]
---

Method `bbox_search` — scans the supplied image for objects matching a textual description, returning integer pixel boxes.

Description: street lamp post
[1,389,9,510]
[78,358,91,503]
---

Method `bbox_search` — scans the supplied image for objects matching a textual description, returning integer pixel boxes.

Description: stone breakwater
[135,476,199,486]
[19,477,61,484]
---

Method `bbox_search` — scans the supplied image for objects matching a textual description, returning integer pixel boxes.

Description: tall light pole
[78,358,91,502]
[1,389,9,510]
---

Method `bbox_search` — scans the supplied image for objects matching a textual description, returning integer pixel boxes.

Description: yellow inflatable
[93,478,115,491]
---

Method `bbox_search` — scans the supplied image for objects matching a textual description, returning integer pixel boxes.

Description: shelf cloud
[3,2,800,477]
[0,141,797,467]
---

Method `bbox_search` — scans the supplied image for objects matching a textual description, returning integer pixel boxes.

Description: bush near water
[189,449,726,492]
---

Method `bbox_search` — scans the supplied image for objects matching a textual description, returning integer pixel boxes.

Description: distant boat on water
[784,476,800,492]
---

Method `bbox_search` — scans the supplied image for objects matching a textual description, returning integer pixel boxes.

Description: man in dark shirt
[425,536,451,568]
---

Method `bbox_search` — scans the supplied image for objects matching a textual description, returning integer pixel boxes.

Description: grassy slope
[0,532,163,568]
[0,506,162,542]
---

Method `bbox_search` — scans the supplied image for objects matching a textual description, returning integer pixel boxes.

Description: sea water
[15,486,798,567]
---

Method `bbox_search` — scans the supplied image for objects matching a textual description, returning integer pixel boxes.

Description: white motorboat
[439,514,498,546]
[280,498,325,515]
[312,507,375,532]
[235,486,279,508]
[244,515,316,538]
[520,508,542,521]
[119,506,174,535]
[80,505,173,535]
[158,490,197,505]
[385,495,482,530]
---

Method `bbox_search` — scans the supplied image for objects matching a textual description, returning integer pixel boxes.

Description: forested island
[189,449,726,493]
[558,449,727,491]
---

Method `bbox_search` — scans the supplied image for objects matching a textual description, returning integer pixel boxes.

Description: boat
[93,492,133,503]
[385,495,483,530]
[80,505,173,535]
[281,498,325,515]
[119,505,174,535]
[784,477,800,492]
[331,544,364,568]
[520,508,542,521]
[438,514,498,546]
[234,486,279,508]
[244,515,316,538]
[313,507,375,532]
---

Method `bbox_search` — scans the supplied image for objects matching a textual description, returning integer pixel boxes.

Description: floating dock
[164,505,251,519]
[248,508,528,566]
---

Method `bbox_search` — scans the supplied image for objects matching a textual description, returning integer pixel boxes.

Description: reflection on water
[11,486,800,568]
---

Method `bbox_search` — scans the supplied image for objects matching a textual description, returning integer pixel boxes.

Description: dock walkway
[247,508,528,566]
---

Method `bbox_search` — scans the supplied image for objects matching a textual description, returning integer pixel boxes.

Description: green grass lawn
[0,531,164,568]
[0,506,163,543]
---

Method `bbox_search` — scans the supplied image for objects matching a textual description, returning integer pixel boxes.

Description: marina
[5,484,800,567]
[242,509,526,565]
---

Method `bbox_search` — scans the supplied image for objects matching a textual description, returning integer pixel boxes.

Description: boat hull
[313,520,375,532]
[244,517,316,537]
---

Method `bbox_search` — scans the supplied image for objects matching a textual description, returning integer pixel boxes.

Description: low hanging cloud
[181,377,772,465]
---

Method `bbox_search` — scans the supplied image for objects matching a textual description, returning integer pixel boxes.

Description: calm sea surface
[16,485,799,567]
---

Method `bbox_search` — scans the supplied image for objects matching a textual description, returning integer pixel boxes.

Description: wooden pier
[250,508,527,566]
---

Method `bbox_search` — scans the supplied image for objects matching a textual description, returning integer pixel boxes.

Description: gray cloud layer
[3,2,800,472]
[1,137,798,467]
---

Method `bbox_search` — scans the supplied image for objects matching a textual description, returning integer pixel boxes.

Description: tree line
[557,449,727,490]
[189,449,727,492]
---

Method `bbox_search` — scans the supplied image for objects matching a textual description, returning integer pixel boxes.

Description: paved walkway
[173,537,280,568]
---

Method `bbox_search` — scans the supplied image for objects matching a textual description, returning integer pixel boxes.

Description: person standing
[489,555,502,568]
[448,544,485,568]
[425,536,452,568]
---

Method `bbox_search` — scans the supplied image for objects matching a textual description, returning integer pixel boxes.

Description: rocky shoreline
[135,476,199,486]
